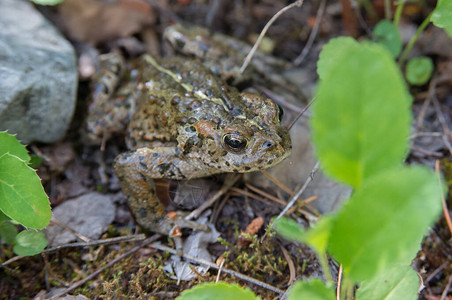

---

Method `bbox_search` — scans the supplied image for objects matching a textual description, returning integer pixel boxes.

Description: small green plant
[29,0,64,5]
[272,2,452,297]
[0,131,50,256]
[177,282,260,300]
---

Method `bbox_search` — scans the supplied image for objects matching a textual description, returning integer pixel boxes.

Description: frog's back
[126,55,243,149]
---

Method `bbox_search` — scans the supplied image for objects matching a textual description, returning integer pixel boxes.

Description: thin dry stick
[337,264,343,300]
[436,160,452,236]
[231,187,275,206]
[1,235,147,268]
[184,174,241,220]
[294,0,327,65]
[51,217,92,242]
[245,183,287,205]
[49,234,161,299]
[239,0,305,74]
[43,234,146,253]
[280,244,296,286]
[149,243,285,295]
[261,169,295,196]
[288,96,317,130]
[274,161,320,223]
[440,275,452,300]
[426,261,447,283]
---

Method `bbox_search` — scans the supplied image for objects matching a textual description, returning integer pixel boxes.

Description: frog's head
[189,93,292,174]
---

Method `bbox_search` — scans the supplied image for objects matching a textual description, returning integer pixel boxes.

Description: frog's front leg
[113,147,214,236]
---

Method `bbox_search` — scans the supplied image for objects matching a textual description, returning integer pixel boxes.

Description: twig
[239,0,305,74]
[337,264,343,300]
[245,183,287,206]
[1,234,146,268]
[184,174,241,220]
[411,146,443,158]
[44,234,146,253]
[49,235,161,299]
[426,261,447,284]
[231,187,276,206]
[440,275,452,300]
[436,160,452,237]
[148,243,285,295]
[294,0,327,65]
[273,161,320,224]
[288,96,317,130]
[280,244,296,286]
[261,169,295,196]
[50,217,91,243]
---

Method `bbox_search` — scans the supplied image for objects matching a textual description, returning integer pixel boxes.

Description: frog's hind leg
[85,54,136,147]
[113,147,211,236]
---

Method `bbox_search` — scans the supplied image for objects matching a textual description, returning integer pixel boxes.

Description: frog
[86,25,292,237]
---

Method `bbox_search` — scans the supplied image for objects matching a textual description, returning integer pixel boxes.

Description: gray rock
[45,192,116,247]
[0,0,77,144]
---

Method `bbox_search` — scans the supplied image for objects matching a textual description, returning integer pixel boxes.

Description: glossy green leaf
[176,282,260,300]
[311,40,411,187]
[0,153,51,229]
[288,279,335,300]
[273,217,305,244]
[0,132,30,162]
[13,230,47,256]
[356,265,419,300]
[328,166,443,281]
[405,57,434,86]
[0,222,18,244]
[299,216,333,254]
[29,0,65,5]
[432,0,452,38]
[373,20,402,57]
[317,37,359,80]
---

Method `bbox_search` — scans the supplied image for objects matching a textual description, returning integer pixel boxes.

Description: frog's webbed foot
[114,147,213,245]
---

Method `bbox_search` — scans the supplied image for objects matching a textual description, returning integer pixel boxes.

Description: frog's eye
[222,133,248,153]
[277,104,284,122]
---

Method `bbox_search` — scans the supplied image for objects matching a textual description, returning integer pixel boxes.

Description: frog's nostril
[262,141,274,150]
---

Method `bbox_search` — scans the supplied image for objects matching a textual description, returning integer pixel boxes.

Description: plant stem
[394,1,404,27]
[384,0,391,19]
[398,11,433,66]
[319,252,333,284]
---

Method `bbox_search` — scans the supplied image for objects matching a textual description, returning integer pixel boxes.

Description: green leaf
[405,57,434,86]
[176,282,260,300]
[317,37,360,80]
[13,230,47,256]
[0,153,51,229]
[29,0,65,5]
[356,265,419,300]
[328,166,443,281]
[299,216,333,254]
[0,222,18,244]
[288,279,335,300]
[432,0,452,38]
[311,40,412,187]
[28,155,43,169]
[273,217,305,244]
[0,132,30,163]
[373,20,402,58]
[0,210,11,222]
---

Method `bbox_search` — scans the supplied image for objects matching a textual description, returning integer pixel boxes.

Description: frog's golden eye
[222,133,248,153]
